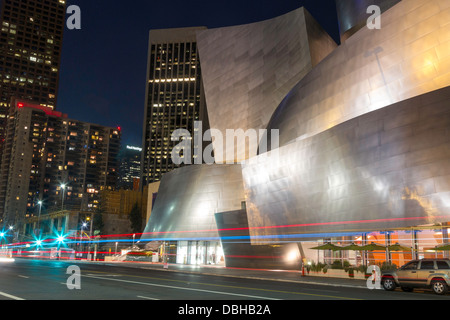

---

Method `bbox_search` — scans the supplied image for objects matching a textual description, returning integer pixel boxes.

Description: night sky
[44,0,339,147]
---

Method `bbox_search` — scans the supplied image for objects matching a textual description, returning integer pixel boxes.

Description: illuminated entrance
[162,240,224,266]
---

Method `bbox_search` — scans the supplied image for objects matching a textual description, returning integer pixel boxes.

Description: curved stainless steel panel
[141,164,245,240]
[244,86,450,244]
[196,7,337,163]
[265,0,450,151]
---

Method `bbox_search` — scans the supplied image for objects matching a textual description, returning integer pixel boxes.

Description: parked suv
[382,259,450,295]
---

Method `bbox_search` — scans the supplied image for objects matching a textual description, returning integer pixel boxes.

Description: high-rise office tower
[140,27,210,187]
[0,0,66,156]
[0,99,121,228]
[118,145,142,190]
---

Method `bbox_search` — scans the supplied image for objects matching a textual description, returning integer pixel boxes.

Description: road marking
[18,275,29,279]
[84,270,360,300]
[0,291,25,300]
[84,275,280,300]
[137,295,160,300]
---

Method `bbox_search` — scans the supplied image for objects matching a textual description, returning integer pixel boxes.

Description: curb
[127,263,368,289]
[20,258,368,289]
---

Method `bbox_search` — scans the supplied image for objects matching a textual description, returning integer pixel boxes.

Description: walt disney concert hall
[141,0,450,270]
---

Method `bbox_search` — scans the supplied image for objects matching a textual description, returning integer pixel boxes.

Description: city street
[1,258,449,302]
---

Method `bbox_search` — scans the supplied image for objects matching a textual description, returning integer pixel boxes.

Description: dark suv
[382,259,450,295]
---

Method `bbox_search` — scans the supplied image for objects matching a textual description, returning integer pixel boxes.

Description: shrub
[379,261,397,271]
[331,259,351,270]
[308,261,323,272]
[331,260,343,269]
[356,265,367,274]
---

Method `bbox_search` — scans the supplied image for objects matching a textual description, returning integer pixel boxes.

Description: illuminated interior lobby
[140,0,450,271]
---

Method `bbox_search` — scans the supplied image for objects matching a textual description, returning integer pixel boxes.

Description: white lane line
[0,291,25,300]
[84,275,280,300]
[18,275,29,279]
[137,295,160,300]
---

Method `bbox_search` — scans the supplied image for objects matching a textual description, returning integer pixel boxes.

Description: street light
[35,239,42,252]
[57,235,65,244]
[56,234,66,260]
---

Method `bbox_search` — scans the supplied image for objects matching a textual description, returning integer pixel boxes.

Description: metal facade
[266,0,450,150]
[141,164,245,240]
[196,7,337,163]
[243,86,450,243]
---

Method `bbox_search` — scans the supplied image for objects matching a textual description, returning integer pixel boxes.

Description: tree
[92,211,104,235]
[129,202,142,234]
[93,206,105,235]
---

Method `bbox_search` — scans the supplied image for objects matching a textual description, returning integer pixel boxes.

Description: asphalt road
[1,259,449,310]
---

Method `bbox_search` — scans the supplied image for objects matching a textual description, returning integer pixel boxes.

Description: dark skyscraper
[0,0,66,154]
[140,27,210,187]
[118,145,142,190]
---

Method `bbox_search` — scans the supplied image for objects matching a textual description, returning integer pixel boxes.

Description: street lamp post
[37,200,43,236]
[60,184,66,210]
[8,226,14,248]
[88,214,93,260]
[79,222,87,261]
[56,234,65,260]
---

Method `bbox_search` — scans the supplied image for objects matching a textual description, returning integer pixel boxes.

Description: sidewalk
[100,261,369,289]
